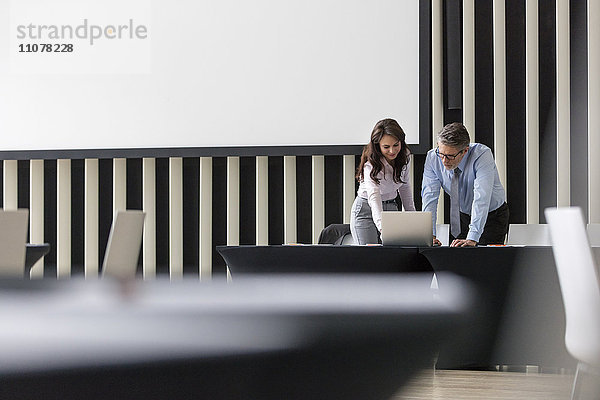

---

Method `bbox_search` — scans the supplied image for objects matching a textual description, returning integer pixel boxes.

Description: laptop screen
[380,211,433,247]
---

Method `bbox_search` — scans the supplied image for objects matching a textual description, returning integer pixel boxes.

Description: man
[421,122,509,247]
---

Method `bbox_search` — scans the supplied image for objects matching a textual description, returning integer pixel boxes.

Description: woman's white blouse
[356,159,416,231]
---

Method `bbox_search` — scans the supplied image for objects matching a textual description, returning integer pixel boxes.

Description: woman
[350,118,415,244]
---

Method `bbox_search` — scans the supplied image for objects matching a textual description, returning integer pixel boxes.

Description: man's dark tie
[450,168,461,238]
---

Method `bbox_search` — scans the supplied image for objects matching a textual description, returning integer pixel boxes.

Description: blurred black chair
[318,224,353,245]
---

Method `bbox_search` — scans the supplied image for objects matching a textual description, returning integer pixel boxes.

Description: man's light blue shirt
[421,143,506,242]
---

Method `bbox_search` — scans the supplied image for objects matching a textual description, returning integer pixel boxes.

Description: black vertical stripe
[43,160,57,277]
[183,157,200,277]
[267,156,283,245]
[211,157,227,277]
[474,0,495,150]
[418,0,433,152]
[443,0,462,125]
[538,0,557,223]
[353,154,361,202]
[126,159,143,210]
[505,0,527,224]
[570,0,589,220]
[413,154,426,211]
[125,158,143,276]
[98,159,113,272]
[239,156,256,245]
[71,159,84,276]
[443,192,451,224]
[296,156,312,244]
[324,155,342,226]
[445,0,463,111]
[155,158,170,275]
[17,160,30,210]
[0,162,3,207]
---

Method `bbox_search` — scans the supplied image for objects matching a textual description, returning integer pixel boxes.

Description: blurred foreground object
[0,274,472,400]
[546,207,600,400]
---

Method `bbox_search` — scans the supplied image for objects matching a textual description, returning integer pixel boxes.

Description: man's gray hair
[437,122,470,148]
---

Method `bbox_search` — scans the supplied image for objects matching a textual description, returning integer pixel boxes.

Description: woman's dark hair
[356,118,411,184]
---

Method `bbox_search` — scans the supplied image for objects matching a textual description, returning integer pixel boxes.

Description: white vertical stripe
[227,156,240,246]
[432,0,445,224]
[113,158,126,216]
[256,156,269,245]
[525,0,539,223]
[226,156,236,284]
[283,156,297,243]
[556,0,571,207]
[342,155,356,223]
[312,155,325,244]
[29,160,44,279]
[463,0,476,140]
[142,158,156,279]
[493,0,507,189]
[3,160,18,210]
[84,159,99,279]
[57,159,71,279]
[199,157,212,279]
[169,157,183,280]
[589,0,600,222]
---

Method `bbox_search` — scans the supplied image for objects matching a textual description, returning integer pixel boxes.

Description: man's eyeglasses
[435,148,466,160]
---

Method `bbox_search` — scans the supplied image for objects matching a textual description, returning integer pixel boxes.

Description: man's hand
[433,236,442,246]
[450,239,477,247]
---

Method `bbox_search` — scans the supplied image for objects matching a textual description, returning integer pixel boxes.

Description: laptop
[380,211,433,246]
[102,211,146,280]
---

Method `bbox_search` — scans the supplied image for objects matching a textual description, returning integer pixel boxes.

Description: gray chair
[546,207,600,399]
[0,209,29,278]
[586,224,600,247]
[102,211,146,280]
[506,224,551,246]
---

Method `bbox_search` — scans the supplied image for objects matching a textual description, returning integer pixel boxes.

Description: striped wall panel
[1,0,600,277]
[493,0,507,188]
[589,0,600,222]
[84,159,98,279]
[432,0,445,224]
[30,160,44,278]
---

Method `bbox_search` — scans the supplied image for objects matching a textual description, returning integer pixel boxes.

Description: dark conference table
[0,274,472,400]
[217,245,432,274]
[218,244,576,370]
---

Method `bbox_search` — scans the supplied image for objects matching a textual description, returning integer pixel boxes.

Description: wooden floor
[391,369,573,400]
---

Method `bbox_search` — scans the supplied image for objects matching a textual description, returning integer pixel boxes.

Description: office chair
[0,209,29,278]
[545,207,600,399]
[102,211,146,280]
[586,224,600,247]
[506,224,551,246]
[317,224,353,245]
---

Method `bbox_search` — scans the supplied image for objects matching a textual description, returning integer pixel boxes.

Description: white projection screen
[0,0,421,153]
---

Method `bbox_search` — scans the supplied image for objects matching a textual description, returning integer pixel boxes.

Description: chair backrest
[102,211,146,280]
[318,224,352,245]
[587,224,600,247]
[545,207,600,366]
[436,224,450,246]
[0,209,29,278]
[506,224,551,246]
